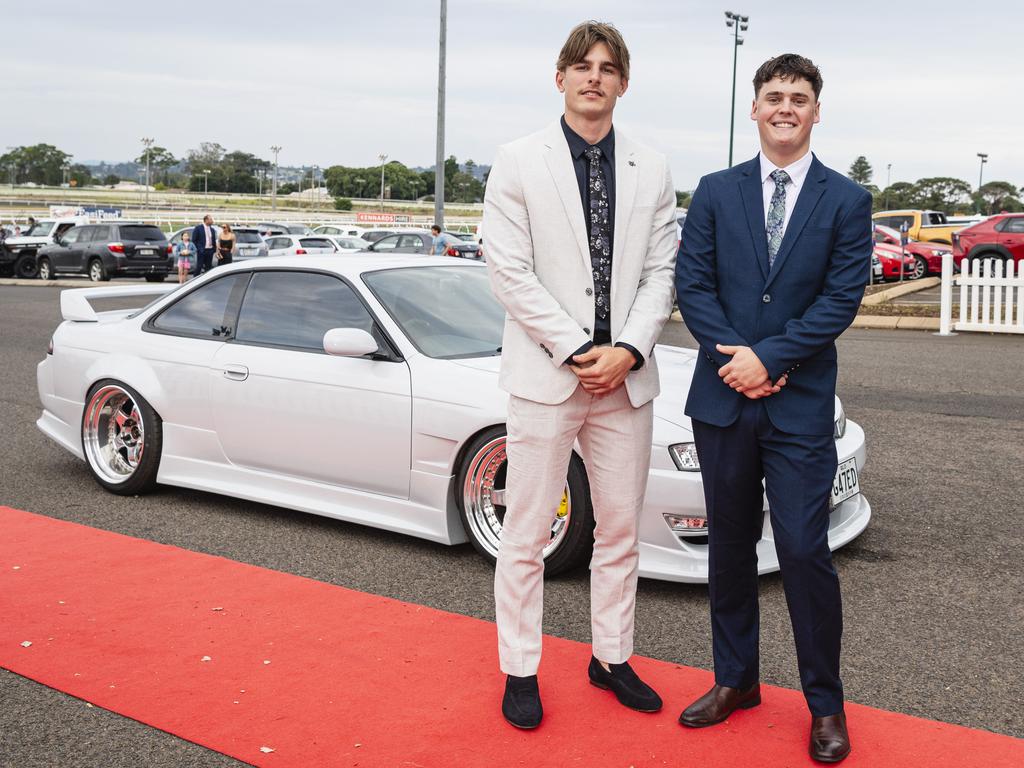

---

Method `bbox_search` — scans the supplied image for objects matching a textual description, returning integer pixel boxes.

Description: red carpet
[0,506,1020,767]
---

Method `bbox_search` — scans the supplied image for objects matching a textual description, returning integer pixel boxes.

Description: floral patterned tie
[585,146,611,321]
[766,169,791,268]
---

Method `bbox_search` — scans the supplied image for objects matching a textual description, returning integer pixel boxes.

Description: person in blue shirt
[429,225,457,256]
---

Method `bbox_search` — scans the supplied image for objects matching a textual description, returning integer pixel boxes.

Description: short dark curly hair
[753,54,822,100]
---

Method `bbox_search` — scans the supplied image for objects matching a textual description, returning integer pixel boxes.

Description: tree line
[0,143,487,203]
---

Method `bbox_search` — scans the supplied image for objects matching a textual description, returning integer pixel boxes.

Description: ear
[813,100,821,124]
[555,70,565,93]
[618,78,629,97]
[749,99,758,121]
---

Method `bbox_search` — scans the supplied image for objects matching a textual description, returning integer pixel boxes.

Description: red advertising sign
[356,212,396,223]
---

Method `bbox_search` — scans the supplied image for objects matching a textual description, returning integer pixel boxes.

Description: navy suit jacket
[191,223,216,250]
[675,154,872,436]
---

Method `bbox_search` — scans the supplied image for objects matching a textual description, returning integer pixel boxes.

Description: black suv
[37,223,172,282]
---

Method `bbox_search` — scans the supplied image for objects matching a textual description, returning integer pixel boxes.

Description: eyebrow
[764,90,810,99]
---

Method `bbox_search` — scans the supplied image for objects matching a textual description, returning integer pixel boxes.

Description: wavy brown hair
[556,21,630,81]
[753,54,822,100]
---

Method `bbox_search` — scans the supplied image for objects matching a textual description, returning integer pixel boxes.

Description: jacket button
[585,287,593,296]
[762,293,772,304]
[583,327,591,334]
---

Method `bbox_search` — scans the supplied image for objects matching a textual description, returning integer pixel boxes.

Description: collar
[561,115,615,162]
[759,149,813,187]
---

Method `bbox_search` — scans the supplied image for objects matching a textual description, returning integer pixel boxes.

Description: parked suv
[952,213,1024,270]
[37,223,171,282]
[1,218,87,278]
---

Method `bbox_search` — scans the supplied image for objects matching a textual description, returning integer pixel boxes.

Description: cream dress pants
[495,383,654,676]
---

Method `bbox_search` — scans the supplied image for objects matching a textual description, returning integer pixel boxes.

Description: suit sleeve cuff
[565,341,594,366]
[615,342,644,371]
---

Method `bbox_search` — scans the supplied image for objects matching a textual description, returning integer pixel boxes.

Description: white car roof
[203,253,481,276]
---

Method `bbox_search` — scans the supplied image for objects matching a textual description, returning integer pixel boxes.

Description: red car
[873,224,951,279]
[952,214,1024,271]
[873,244,917,281]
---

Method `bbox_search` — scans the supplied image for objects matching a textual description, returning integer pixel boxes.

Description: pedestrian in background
[429,224,455,255]
[190,215,217,275]
[173,231,197,284]
[216,223,237,266]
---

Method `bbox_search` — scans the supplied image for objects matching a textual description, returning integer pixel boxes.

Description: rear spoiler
[60,284,179,322]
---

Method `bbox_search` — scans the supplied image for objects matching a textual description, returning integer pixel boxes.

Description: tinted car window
[1003,217,1024,234]
[299,238,336,250]
[90,225,112,242]
[151,274,248,338]
[120,225,166,242]
[399,234,426,249]
[235,231,263,244]
[60,227,83,245]
[266,237,291,250]
[234,271,374,350]
[372,235,401,251]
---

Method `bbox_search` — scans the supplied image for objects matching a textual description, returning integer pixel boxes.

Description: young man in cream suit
[483,21,678,729]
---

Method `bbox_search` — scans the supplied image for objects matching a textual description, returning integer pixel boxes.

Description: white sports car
[36,255,871,583]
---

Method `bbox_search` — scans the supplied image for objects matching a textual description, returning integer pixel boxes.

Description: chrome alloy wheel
[461,435,571,559]
[83,385,146,484]
[89,260,104,282]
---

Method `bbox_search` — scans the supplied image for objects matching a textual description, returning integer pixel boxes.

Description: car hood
[451,343,699,429]
[4,236,49,246]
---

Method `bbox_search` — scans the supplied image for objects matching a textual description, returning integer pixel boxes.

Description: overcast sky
[5,1,1021,193]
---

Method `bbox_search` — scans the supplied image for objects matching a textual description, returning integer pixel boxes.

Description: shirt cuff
[615,342,644,371]
[565,341,594,366]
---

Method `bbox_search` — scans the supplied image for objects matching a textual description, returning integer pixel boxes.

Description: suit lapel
[739,157,769,280]
[765,155,827,286]
[612,133,637,285]
[541,122,591,274]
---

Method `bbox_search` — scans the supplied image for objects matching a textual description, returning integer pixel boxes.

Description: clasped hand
[716,344,788,399]
[571,346,635,397]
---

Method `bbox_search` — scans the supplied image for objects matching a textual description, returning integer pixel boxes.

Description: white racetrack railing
[939,254,1024,335]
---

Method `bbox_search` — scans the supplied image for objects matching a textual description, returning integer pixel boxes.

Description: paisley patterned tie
[585,146,611,322]
[766,169,791,268]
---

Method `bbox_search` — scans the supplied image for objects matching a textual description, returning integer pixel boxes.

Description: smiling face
[751,75,820,165]
[556,41,627,125]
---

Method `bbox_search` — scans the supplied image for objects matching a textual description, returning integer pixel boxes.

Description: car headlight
[669,442,701,471]
[931,249,947,256]
[834,403,847,439]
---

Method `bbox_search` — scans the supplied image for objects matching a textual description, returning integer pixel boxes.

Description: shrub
[334,197,353,211]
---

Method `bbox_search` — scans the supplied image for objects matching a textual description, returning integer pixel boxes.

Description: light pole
[312,165,319,211]
[378,153,388,212]
[885,163,892,210]
[724,11,749,168]
[202,169,211,200]
[270,145,282,212]
[141,137,154,209]
[435,0,447,228]
[976,152,988,214]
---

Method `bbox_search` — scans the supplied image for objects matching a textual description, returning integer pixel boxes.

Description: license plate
[138,249,155,256]
[830,458,859,508]
[241,247,255,255]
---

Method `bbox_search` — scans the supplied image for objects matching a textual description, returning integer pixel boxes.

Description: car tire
[14,253,39,279]
[144,274,167,282]
[37,257,53,281]
[88,258,110,282]
[81,380,162,495]
[912,256,927,280]
[456,426,594,577]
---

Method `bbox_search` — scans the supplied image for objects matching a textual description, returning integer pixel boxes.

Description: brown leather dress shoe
[810,711,851,763]
[678,683,761,728]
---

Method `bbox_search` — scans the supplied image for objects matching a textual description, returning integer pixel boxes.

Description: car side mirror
[323,328,378,357]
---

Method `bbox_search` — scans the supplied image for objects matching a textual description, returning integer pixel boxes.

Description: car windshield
[363,265,504,359]
[235,231,262,243]
[22,221,56,237]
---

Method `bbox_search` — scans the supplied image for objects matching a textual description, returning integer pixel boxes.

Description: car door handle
[221,365,249,381]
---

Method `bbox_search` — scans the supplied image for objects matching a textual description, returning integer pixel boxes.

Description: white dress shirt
[759,150,813,237]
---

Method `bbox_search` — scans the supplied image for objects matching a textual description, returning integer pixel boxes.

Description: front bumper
[637,418,871,583]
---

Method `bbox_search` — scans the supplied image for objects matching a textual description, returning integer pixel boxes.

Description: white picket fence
[939,254,1024,335]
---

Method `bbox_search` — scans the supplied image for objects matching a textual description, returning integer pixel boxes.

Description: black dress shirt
[560,116,642,370]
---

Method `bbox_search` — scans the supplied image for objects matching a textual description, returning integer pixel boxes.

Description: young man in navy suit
[675,54,872,763]
[190,214,217,276]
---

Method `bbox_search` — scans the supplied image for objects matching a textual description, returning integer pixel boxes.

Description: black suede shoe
[502,674,542,729]
[588,656,663,712]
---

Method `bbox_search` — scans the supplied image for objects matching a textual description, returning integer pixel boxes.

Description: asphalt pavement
[1,285,1022,767]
